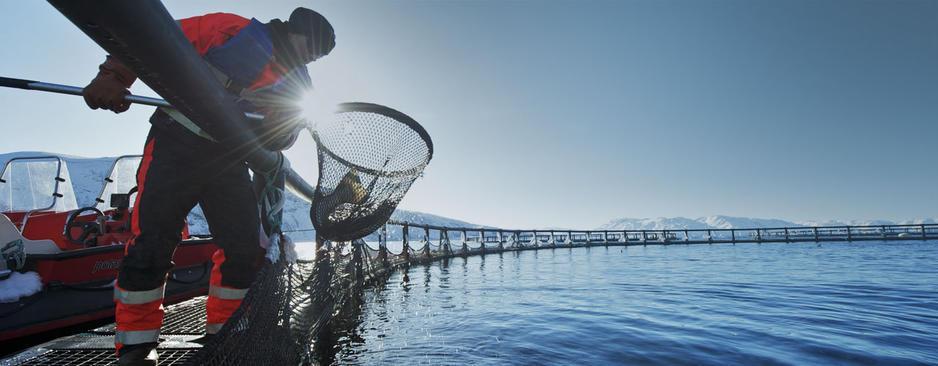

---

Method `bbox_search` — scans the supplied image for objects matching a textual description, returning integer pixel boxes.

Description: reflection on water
[331,241,938,365]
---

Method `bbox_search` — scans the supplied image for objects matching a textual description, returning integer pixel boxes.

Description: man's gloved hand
[254,109,304,151]
[83,74,131,113]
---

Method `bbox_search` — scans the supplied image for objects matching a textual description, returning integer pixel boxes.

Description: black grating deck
[160,298,207,335]
[92,297,207,335]
[7,349,195,366]
[2,298,209,366]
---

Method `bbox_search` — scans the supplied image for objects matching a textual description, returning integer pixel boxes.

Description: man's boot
[118,344,158,366]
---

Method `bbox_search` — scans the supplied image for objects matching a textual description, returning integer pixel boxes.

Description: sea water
[332,241,938,365]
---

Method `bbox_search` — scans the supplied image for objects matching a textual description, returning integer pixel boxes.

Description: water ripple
[335,242,938,365]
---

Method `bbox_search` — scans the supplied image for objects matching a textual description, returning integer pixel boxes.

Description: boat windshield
[94,155,142,211]
[0,156,78,213]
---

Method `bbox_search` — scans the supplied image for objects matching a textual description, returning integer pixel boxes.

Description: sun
[298,88,336,131]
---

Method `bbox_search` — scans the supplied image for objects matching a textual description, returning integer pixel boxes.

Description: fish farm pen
[3,221,937,365]
[380,221,938,249]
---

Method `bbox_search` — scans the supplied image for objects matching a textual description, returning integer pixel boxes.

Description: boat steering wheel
[64,207,105,247]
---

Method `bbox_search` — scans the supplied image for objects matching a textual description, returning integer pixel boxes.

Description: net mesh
[187,242,351,365]
[187,233,463,365]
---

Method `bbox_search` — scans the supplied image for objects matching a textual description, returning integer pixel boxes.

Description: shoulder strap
[159,107,218,142]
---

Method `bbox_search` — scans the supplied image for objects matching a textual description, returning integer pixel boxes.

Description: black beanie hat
[286,7,336,59]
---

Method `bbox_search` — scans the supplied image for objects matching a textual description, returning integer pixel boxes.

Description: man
[82,8,335,365]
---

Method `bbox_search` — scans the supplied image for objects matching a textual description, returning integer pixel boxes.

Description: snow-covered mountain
[596,216,798,230]
[700,216,798,229]
[597,217,713,230]
[797,218,937,227]
[597,215,937,230]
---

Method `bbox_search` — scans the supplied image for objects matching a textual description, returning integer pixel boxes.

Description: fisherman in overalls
[82,8,335,365]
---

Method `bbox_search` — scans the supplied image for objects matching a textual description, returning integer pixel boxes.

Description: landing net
[311,102,433,242]
[187,103,432,365]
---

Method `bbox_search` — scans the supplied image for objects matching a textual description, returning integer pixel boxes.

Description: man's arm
[81,13,248,114]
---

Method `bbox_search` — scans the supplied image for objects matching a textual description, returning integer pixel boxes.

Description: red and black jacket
[98,13,310,150]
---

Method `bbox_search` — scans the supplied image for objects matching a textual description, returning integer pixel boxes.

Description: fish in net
[187,102,432,365]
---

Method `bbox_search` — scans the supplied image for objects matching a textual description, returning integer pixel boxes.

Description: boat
[0,155,215,344]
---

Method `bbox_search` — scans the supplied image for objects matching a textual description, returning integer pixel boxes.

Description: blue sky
[1,0,935,228]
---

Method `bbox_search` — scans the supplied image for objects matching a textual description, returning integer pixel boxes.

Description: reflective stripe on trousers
[115,329,160,346]
[205,249,251,334]
[206,284,247,334]
[114,284,165,304]
[114,284,166,350]
[208,285,249,300]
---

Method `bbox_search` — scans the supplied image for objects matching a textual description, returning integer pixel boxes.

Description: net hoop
[312,103,433,178]
[311,102,433,242]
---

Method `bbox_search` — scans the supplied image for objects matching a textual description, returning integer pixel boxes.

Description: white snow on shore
[0,271,42,303]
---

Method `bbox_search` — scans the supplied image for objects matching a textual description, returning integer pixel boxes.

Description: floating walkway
[3,222,936,365]
[384,221,938,252]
